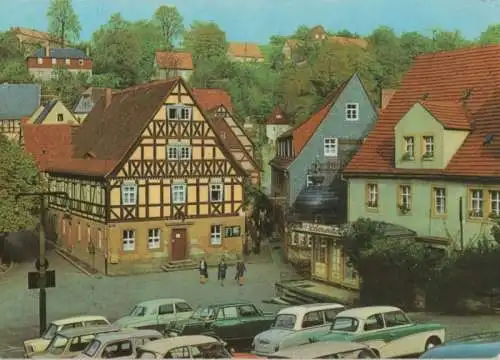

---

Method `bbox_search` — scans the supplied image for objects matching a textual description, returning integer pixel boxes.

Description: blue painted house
[269,74,378,281]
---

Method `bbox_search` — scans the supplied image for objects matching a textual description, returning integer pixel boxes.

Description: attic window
[57,113,63,122]
[484,134,494,146]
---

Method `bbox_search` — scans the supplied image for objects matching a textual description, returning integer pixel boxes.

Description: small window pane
[159,304,174,315]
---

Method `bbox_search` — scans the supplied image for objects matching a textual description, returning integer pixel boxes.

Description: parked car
[168,302,275,351]
[113,298,193,333]
[420,331,500,358]
[136,335,231,359]
[23,315,111,357]
[29,325,120,359]
[268,340,379,359]
[75,328,162,358]
[252,303,345,355]
[310,306,445,358]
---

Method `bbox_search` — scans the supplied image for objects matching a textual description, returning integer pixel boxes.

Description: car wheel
[425,336,442,351]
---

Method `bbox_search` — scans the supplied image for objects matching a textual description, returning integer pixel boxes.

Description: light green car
[113,298,194,333]
[307,306,445,358]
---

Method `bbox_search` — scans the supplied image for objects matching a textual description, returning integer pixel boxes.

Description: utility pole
[15,191,68,336]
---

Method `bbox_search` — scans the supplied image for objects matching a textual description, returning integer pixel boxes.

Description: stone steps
[160,259,198,272]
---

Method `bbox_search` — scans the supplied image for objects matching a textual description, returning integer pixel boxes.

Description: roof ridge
[415,44,500,61]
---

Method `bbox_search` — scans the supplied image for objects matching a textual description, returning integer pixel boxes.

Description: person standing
[217,258,227,287]
[235,259,246,286]
[199,258,208,284]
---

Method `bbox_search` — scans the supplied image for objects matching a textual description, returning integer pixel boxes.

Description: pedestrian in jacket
[199,258,208,283]
[235,259,246,285]
[217,258,228,286]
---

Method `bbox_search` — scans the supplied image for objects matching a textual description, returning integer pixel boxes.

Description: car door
[237,304,267,341]
[378,311,416,358]
[157,303,175,328]
[356,314,390,356]
[174,302,194,321]
[212,306,243,341]
[300,310,328,339]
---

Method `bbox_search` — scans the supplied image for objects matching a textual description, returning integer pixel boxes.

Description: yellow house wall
[29,101,77,124]
[443,129,468,166]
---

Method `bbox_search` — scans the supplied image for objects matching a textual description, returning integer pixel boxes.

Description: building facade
[33,78,247,274]
[344,45,500,247]
[29,99,78,124]
[265,106,290,144]
[27,47,92,81]
[152,51,194,82]
[227,43,264,63]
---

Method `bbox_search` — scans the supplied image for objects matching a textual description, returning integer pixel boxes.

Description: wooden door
[171,229,187,261]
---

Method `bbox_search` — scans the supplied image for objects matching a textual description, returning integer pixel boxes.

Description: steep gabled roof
[345,45,500,178]
[33,99,57,124]
[228,42,264,59]
[155,51,194,70]
[32,48,88,59]
[192,89,233,112]
[266,106,289,125]
[0,84,40,120]
[419,100,471,130]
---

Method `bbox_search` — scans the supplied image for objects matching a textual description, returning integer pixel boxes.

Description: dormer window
[167,105,192,121]
[345,103,359,121]
[403,136,415,160]
[423,136,434,159]
[57,113,63,122]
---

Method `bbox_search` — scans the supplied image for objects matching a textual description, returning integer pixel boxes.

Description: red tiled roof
[22,123,76,171]
[155,51,194,70]
[192,88,233,112]
[345,45,500,178]
[266,106,289,125]
[419,100,471,130]
[227,43,263,59]
[46,158,116,177]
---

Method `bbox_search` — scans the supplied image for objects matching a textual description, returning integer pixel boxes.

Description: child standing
[217,258,227,287]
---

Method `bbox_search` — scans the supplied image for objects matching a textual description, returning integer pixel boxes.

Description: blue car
[421,332,500,359]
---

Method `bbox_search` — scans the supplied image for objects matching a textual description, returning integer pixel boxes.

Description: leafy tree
[46,0,81,45]
[400,31,433,68]
[0,31,32,83]
[47,65,88,109]
[153,5,184,50]
[128,20,163,81]
[91,13,142,88]
[0,134,42,262]
[479,24,500,45]
[335,29,361,38]
[432,29,469,51]
[183,21,227,61]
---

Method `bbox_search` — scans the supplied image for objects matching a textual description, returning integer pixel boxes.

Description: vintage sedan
[310,306,445,358]
[268,340,379,359]
[168,302,275,351]
[420,331,500,359]
[23,315,111,357]
[113,298,193,332]
[136,335,231,359]
[75,328,162,358]
[30,325,120,359]
[252,303,345,355]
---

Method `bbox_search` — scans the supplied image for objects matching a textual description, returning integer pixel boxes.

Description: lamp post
[15,191,68,336]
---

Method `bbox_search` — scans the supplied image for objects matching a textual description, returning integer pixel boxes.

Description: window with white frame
[172,184,186,204]
[399,185,411,211]
[306,175,314,187]
[148,228,161,249]
[166,105,192,121]
[210,183,224,202]
[434,187,446,215]
[345,103,359,121]
[167,146,178,160]
[51,58,57,65]
[367,183,378,208]
[37,57,43,65]
[403,136,415,159]
[423,136,434,157]
[65,58,70,65]
[122,230,135,251]
[121,183,137,205]
[167,145,191,160]
[210,225,222,245]
[470,189,484,217]
[490,191,500,216]
[324,138,338,157]
[179,146,191,160]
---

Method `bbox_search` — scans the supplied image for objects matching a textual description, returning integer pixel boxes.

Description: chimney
[104,88,112,108]
[44,45,50,57]
[381,89,396,110]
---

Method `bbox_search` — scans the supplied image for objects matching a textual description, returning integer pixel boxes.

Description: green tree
[0,134,42,261]
[183,21,227,61]
[91,13,142,88]
[47,65,88,109]
[479,24,500,45]
[128,20,163,82]
[0,31,32,83]
[400,31,433,66]
[47,0,81,45]
[432,29,469,51]
[153,5,184,50]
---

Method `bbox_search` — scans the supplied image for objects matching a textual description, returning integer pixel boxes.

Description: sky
[1,0,500,43]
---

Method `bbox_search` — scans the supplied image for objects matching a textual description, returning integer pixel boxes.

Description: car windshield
[331,317,360,332]
[129,305,147,317]
[46,334,69,355]
[272,314,297,329]
[192,306,216,320]
[192,342,231,358]
[42,323,59,340]
[83,339,101,357]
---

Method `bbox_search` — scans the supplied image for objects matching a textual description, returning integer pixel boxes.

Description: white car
[136,335,231,359]
[252,303,345,355]
[313,306,446,358]
[23,315,110,357]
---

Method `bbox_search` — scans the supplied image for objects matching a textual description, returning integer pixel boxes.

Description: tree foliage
[479,24,500,45]
[47,0,81,44]
[47,66,89,109]
[183,21,227,61]
[153,5,184,51]
[0,31,32,83]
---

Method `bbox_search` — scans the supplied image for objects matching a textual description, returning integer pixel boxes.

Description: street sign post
[28,270,56,289]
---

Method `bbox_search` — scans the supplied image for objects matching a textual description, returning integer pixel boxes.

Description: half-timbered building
[40,78,247,273]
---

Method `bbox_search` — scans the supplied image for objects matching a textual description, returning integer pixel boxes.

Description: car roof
[57,325,120,338]
[337,306,402,319]
[93,329,162,342]
[135,298,188,307]
[420,341,500,358]
[278,303,345,315]
[140,335,219,353]
[271,341,368,358]
[51,315,109,326]
[202,302,256,308]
